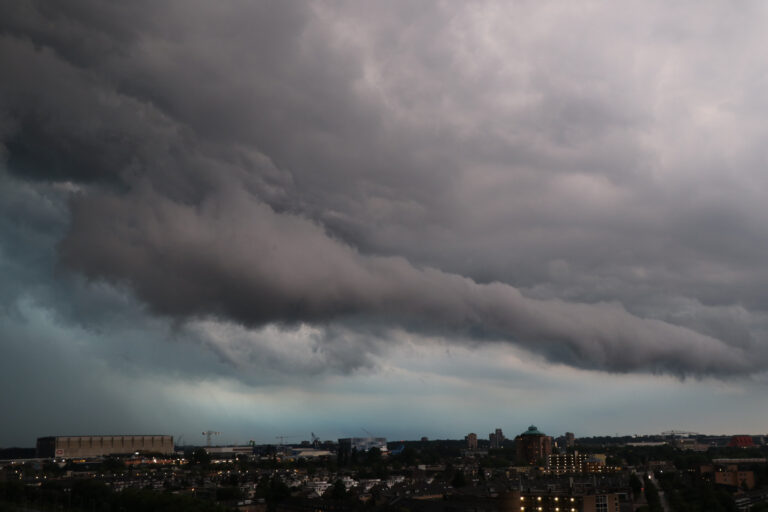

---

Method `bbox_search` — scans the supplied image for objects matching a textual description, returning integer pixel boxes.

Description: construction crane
[202,430,220,446]
[311,432,320,448]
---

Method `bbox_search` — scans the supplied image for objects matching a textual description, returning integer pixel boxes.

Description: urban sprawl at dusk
[2,427,768,510]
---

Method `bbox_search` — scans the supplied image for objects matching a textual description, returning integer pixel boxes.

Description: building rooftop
[520,425,546,436]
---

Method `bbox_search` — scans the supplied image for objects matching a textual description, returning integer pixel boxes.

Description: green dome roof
[520,425,546,436]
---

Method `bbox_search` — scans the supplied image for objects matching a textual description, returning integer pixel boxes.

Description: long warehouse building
[37,435,174,458]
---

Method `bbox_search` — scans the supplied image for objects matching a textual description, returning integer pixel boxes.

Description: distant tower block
[490,428,504,449]
[466,432,478,451]
[514,425,552,465]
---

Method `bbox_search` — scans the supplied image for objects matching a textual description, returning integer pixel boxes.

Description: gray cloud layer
[3,0,768,377]
[60,184,750,376]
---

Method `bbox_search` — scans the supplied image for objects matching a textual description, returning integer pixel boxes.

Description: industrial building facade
[36,435,174,458]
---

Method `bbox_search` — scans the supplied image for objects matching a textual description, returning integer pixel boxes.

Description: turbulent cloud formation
[3,0,768,381]
[59,185,751,375]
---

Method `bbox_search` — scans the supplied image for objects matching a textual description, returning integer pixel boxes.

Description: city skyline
[12,427,768,452]
[2,1,768,447]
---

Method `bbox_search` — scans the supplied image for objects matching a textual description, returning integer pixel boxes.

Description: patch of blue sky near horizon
[4,288,767,447]
[112,336,768,444]
[157,318,768,441]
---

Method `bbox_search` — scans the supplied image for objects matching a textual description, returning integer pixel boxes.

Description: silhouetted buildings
[728,435,755,448]
[337,437,387,455]
[16,428,765,512]
[701,463,756,490]
[515,425,552,465]
[490,428,504,449]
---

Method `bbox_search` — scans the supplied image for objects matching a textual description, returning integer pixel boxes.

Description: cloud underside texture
[60,186,748,376]
[2,1,768,377]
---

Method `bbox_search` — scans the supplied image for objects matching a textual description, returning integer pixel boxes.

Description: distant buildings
[701,464,756,490]
[290,448,333,459]
[515,425,553,465]
[565,431,575,448]
[36,435,174,458]
[546,452,612,474]
[585,454,610,473]
[337,437,387,454]
[547,452,587,474]
[716,468,755,489]
[490,428,505,449]
[466,433,478,451]
[728,435,755,448]
[336,437,387,465]
[204,445,255,458]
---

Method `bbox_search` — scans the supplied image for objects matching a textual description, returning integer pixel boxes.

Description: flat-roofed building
[714,465,755,490]
[37,435,173,458]
[547,452,586,474]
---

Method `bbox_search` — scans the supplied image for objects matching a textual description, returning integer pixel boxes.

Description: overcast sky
[2,1,768,447]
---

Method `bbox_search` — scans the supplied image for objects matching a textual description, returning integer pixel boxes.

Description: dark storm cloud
[0,169,342,392]
[58,184,751,375]
[3,1,768,377]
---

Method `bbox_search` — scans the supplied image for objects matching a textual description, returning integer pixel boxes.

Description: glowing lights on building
[509,492,618,512]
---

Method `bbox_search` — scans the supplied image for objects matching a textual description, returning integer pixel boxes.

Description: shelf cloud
[3,0,768,383]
